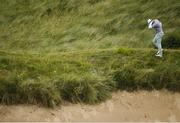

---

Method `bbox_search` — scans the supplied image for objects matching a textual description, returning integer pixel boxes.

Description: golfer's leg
[157,35,163,56]
[153,34,158,48]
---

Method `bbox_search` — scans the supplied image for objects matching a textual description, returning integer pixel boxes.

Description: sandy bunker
[0,90,180,122]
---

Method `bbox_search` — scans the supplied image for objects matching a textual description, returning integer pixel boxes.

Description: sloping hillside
[0,48,180,106]
[0,0,179,52]
[0,0,179,107]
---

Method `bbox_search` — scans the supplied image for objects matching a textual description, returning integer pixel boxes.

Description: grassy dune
[0,0,179,52]
[0,0,180,107]
[0,48,179,107]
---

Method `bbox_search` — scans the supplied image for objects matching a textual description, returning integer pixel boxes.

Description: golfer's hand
[148,22,153,29]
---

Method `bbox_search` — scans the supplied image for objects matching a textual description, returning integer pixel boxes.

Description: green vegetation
[162,31,180,49]
[0,48,180,107]
[0,0,179,52]
[0,0,179,107]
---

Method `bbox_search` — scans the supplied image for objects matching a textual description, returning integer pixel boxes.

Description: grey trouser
[153,32,164,51]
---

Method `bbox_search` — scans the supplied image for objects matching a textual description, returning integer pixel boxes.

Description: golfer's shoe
[156,54,162,58]
[156,49,163,55]
[156,51,160,55]
[155,53,163,58]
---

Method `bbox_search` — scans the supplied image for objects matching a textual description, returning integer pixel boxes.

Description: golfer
[147,19,164,57]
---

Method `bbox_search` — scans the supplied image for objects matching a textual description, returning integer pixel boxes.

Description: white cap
[147,19,152,24]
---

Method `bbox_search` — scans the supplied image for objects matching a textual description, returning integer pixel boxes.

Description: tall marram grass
[0,0,179,107]
[0,48,180,107]
[0,0,179,52]
[114,64,180,91]
[55,74,112,104]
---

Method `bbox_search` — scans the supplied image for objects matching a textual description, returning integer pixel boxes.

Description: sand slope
[0,91,180,122]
